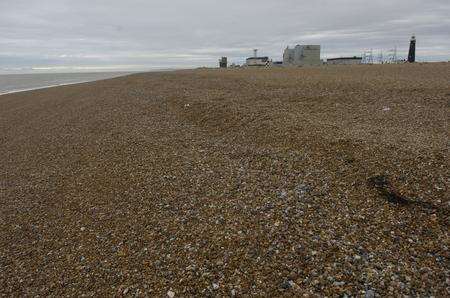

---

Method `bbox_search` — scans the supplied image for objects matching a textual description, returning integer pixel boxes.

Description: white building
[326,57,362,65]
[245,49,270,67]
[246,56,270,66]
[283,45,321,66]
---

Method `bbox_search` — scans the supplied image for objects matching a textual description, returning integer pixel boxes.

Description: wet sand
[0,64,449,296]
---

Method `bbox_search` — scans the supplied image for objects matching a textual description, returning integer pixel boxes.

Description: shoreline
[0,80,94,96]
[0,71,139,96]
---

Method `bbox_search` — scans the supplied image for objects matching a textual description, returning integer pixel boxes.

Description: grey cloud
[0,0,449,73]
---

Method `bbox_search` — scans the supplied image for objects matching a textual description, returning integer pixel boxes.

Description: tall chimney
[253,49,258,58]
[408,35,416,63]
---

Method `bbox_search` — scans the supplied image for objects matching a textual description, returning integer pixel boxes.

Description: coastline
[0,80,94,96]
[0,71,138,96]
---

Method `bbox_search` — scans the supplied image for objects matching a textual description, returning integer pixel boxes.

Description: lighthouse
[407,35,416,63]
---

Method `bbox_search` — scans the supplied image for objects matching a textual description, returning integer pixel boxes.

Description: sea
[0,72,135,95]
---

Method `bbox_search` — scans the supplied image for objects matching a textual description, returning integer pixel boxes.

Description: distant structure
[219,57,228,68]
[362,49,374,64]
[283,45,321,66]
[378,50,384,64]
[327,56,362,65]
[387,46,398,64]
[246,49,270,66]
[408,35,416,63]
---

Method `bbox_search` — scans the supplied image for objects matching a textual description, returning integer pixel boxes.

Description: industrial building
[326,56,362,65]
[246,49,270,67]
[283,45,321,66]
[246,56,270,66]
[219,57,228,68]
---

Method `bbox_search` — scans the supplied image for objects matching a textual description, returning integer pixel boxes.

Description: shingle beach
[1,63,449,296]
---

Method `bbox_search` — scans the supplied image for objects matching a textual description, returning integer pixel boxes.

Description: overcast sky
[0,0,449,73]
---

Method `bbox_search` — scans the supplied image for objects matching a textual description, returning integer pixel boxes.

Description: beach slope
[0,64,449,296]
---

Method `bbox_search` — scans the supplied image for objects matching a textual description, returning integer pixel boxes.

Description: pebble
[365,289,375,298]
[280,280,292,290]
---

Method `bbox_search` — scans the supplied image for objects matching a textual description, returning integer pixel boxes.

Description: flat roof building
[283,45,321,67]
[246,56,270,66]
[326,56,362,65]
[245,49,270,67]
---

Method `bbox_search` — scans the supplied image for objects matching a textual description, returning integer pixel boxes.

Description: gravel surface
[0,63,449,296]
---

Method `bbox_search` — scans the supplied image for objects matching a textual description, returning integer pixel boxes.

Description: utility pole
[393,46,397,63]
